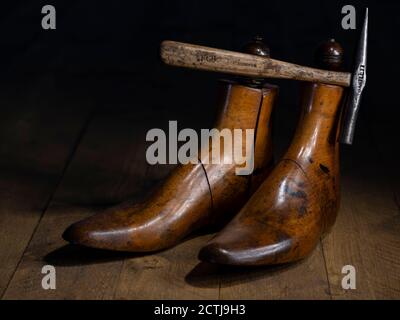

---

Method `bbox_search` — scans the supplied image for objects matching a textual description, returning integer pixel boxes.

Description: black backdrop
[0,0,398,161]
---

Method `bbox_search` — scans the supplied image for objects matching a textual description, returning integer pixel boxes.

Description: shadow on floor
[43,244,146,267]
[185,259,307,288]
[44,229,214,267]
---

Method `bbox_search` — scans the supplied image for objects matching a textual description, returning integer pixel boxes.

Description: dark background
[0,0,398,200]
[0,1,399,300]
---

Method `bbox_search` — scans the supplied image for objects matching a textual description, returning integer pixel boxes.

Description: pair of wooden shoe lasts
[63,39,345,267]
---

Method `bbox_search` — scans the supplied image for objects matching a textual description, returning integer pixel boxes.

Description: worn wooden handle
[161,40,351,87]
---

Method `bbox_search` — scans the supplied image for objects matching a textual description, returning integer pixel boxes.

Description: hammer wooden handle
[161,40,351,87]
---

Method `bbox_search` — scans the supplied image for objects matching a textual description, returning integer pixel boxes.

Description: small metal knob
[315,38,344,71]
[240,36,270,87]
[242,35,270,57]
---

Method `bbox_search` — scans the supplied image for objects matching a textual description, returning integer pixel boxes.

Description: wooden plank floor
[1,74,399,300]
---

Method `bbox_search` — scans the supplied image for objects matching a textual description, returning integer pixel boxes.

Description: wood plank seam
[0,109,96,300]
[319,238,333,300]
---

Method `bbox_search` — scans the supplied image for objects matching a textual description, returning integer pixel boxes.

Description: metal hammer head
[340,8,368,145]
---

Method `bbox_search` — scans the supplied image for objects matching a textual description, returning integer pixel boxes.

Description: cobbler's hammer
[160,9,368,144]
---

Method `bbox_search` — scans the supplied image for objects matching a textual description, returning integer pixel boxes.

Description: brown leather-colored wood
[201,81,277,226]
[62,81,278,252]
[199,82,344,266]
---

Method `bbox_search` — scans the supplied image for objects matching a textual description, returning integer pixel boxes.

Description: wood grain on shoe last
[62,81,277,251]
[199,82,344,266]
[202,81,277,226]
